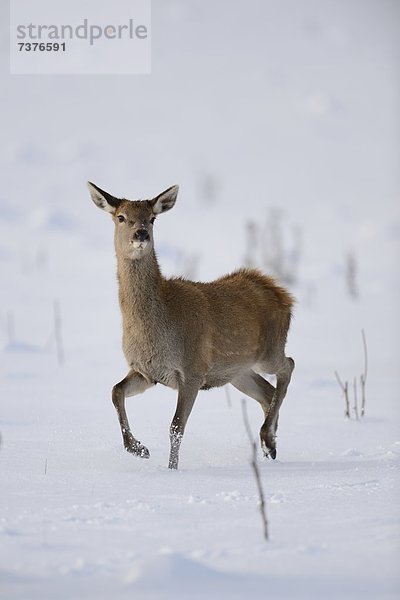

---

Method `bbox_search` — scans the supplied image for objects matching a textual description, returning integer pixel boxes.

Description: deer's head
[88,182,179,260]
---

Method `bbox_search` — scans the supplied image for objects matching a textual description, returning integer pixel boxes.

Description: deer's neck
[116,251,165,323]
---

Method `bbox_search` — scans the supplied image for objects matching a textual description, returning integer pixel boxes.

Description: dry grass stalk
[241,399,269,541]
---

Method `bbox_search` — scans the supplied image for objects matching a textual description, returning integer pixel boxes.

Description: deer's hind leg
[231,369,276,415]
[231,369,278,457]
[260,356,295,459]
[112,370,154,458]
[231,359,294,459]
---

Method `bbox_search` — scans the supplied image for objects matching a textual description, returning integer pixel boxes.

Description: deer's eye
[150,217,156,224]
[117,215,125,223]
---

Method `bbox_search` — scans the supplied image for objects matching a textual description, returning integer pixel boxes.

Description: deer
[87,181,295,469]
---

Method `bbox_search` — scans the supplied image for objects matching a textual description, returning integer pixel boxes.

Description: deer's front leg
[169,380,200,470]
[112,371,154,458]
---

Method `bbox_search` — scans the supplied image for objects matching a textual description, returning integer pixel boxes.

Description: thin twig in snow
[224,385,232,408]
[241,399,269,541]
[53,299,65,366]
[353,376,359,420]
[360,329,368,417]
[334,370,350,419]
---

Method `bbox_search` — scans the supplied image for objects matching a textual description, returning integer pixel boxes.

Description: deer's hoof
[126,442,150,459]
[137,444,150,459]
[262,448,277,460]
[261,440,276,460]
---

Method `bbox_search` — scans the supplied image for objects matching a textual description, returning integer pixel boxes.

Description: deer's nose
[135,229,150,242]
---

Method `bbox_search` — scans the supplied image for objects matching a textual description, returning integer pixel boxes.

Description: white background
[1,1,399,598]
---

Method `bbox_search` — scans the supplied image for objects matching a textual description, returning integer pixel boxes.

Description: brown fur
[87,182,295,468]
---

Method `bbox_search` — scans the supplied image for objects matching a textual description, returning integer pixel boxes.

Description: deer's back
[166,268,293,322]
[163,268,294,385]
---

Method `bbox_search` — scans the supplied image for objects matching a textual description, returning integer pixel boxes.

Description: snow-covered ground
[1,1,399,598]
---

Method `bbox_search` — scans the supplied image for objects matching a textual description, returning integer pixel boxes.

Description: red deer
[87,182,294,469]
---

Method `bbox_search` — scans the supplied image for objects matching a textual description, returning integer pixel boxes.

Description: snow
[1,0,399,598]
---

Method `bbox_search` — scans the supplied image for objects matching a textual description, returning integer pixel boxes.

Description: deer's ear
[151,185,179,215]
[87,181,120,214]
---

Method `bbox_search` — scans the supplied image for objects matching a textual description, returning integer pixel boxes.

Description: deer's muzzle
[134,229,150,242]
